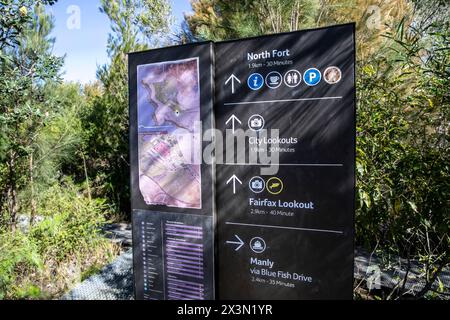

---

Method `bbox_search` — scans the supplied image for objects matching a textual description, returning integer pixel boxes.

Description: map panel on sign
[137,58,202,209]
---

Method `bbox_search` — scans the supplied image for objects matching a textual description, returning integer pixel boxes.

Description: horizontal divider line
[225,221,344,235]
[223,163,343,167]
[224,96,343,106]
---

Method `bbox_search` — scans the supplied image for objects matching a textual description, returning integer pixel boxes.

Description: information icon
[247,73,264,90]
[265,71,282,89]
[249,176,265,193]
[250,237,266,253]
[303,68,321,86]
[284,70,301,87]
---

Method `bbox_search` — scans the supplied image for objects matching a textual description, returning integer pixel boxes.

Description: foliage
[31,179,109,258]
[77,0,173,214]
[356,18,449,298]
[183,0,411,60]
[100,0,173,54]
[0,0,57,50]
[0,179,118,299]
[0,229,42,299]
[0,0,175,298]
[33,84,85,183]
[0,2,64,228]
[0,1,119,299]
[185,0,319,40]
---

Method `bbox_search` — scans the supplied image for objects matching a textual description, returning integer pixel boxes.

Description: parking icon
[303,68,321,86]
[247,73,264,90]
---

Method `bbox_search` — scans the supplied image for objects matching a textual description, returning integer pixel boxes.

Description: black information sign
[215,24,355,299]
[129,42,215,300]
[129,23,355,300]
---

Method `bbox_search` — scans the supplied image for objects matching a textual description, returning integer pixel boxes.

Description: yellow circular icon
[266,177,283,195]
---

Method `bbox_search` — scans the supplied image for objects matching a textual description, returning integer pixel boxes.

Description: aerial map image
[137,58,201,209]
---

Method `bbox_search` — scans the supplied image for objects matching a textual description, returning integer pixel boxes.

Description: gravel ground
[62,249,134,300]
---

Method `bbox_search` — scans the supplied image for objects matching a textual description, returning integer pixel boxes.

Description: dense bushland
[0,0,173,299]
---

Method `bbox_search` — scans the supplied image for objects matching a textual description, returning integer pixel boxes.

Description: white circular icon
[323,66,342,84]
[249,176,265,194]
[250,237,266,253]
[265,71,282,89]
[284,69,302,87]
[248,114,265,131]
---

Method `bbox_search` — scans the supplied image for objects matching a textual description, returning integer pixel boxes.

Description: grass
[0,179,122,299]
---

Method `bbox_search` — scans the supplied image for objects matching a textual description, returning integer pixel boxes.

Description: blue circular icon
[303,68,321,86]
[247,73,264,90]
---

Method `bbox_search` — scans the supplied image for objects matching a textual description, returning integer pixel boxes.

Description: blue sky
[47,0,192,84]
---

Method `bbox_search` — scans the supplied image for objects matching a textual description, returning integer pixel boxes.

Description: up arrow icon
[225,114,241,134]
[226,174,242,194]
[225,74,241,94]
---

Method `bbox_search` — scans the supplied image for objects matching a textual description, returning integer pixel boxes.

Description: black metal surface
[214,24,356,299]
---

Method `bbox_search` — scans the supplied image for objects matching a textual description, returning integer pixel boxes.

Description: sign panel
[136,57,202,209]
[132,210,214,300]
[215,24,355,299]
[129,24,356,300]
[129,42,215,300]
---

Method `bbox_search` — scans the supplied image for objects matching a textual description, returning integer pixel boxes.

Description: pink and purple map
[137,58,201,209]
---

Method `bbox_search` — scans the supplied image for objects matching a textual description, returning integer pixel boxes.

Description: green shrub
[0,230,42,299]
[0,179,118,299]
[30,179,108,260]
[355,20,449,298]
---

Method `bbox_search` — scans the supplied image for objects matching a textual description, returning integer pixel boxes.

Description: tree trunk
[7,151,18,231]
[81,152,92,202]
[29,153,36,226]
